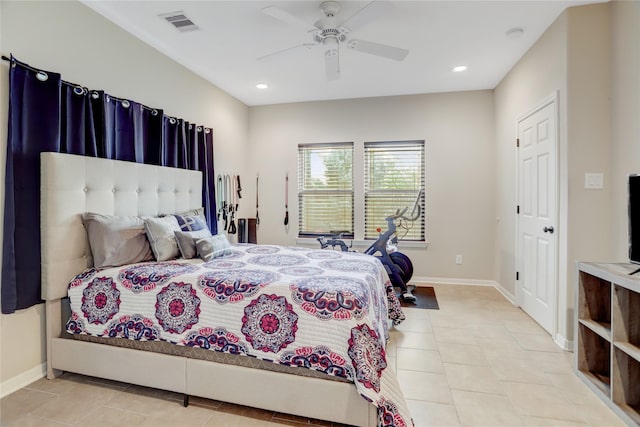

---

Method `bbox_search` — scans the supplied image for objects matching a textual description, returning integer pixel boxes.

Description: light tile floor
[0,284,628,426]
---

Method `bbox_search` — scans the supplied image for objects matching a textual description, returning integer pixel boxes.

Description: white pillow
[144,216,181,261]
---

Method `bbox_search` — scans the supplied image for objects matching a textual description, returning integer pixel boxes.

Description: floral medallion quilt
[66,244,412,426]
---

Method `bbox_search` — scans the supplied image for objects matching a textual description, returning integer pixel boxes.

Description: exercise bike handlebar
[388,203,421,222]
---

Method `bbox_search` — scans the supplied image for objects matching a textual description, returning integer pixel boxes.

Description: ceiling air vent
[160,11,199,32]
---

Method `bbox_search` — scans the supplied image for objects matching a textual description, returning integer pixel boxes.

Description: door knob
[543,226,554,234]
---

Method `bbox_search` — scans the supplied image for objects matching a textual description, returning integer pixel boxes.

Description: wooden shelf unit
[576,262,640,426]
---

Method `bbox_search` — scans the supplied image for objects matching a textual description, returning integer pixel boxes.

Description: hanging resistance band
[256,174,260,226]
[284,173,289,228]
[223,174,231,231]
[228,175,237,234]
[216,175,223,221]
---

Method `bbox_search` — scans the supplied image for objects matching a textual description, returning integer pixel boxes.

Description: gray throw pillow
[144,216,182,261]
[82,213,153,268]
[175,229,212,259]
[196,234,233,262]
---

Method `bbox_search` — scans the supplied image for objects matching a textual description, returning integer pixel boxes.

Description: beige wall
[564,3,612,339]
[248,91,497,281]
[494,2,614,346]
[610,1,640,260]
[494,12,568,303]
[0,1,249,386]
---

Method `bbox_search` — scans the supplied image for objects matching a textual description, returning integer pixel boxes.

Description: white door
[516,97,557,334]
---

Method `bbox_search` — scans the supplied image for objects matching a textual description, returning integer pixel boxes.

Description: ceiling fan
[258,0,409,81]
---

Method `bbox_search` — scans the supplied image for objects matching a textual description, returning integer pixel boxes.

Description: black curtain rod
[2,54,52,76]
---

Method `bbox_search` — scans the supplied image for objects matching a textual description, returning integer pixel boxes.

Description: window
[298,143,353,237]
[364,141,425,241]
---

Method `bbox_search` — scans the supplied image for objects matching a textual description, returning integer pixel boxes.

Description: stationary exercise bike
[317,190,422,303]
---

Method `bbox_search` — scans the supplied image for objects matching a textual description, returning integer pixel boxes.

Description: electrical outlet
[456,254,463,265]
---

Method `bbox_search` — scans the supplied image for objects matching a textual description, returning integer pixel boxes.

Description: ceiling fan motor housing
[314,27,348,44]
[314,2,349,45]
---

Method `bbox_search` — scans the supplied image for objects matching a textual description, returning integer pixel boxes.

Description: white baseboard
[412,276,500,288]
[0,363,46,398]
[494,284,517,305]
[554,334,573,352]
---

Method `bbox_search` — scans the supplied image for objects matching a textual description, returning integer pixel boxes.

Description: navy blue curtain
[200,127,216,230]
[2,56,217,314]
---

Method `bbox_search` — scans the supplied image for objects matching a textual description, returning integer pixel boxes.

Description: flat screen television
[629,175,640,273]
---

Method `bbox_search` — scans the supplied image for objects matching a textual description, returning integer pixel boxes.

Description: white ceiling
[83,0,600,107]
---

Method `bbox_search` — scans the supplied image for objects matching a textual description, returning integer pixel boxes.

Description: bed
[40,152,412,427]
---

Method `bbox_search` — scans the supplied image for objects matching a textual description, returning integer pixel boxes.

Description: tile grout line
[101,404,152,418]
[22,387,62,398]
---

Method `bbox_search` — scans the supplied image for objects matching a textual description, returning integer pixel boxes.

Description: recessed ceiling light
[506,27,525,39]
[256,83,268,90]
[452,65,467,73]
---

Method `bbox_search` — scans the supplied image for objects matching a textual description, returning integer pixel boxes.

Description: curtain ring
[106,95,111,103]
[73,86,84,96]
[197,126,203,132]
[91,91,100,100]
[170,117,176,124]
[205,128,211,134]
[121,100,130,108]
[189,124,193,130]
[151,109,158,116]
[35,71,48,82]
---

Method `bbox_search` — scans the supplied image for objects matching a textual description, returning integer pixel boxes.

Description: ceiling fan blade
[261,6,315,31]
[257,43,316,61]
[341,0,393,31]
[325,44,340,81]
[347,39,409,61]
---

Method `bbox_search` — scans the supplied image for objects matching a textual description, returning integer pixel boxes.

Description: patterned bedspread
[66,244,412,426]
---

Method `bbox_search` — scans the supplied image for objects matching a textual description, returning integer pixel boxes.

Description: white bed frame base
[40,153,376,427]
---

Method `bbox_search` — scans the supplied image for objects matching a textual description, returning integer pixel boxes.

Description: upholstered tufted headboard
[40,152,202,301]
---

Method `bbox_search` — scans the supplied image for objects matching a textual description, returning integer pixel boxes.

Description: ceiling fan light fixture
[324,36,339,48]
[452,65,468,73]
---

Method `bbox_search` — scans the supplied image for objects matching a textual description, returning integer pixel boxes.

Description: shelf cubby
[577,322,611,396]
[614,285,640,347]
[578,270,611,326]
[613,348,640,425]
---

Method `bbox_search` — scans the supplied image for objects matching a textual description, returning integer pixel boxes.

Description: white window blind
[298,143,353,237]
[364,140,425,240]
